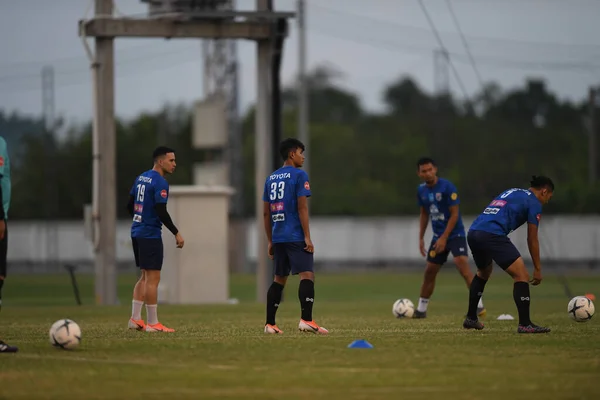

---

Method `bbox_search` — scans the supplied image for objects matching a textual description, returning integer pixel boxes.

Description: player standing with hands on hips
[463,176,554,333]
[127,146,184,333]
[262,138,328,335]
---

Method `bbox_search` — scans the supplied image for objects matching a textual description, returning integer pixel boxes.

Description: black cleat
[463,318,484,330]
[413,310,427,319]
[517,324,551,334]
[0,340,18,353]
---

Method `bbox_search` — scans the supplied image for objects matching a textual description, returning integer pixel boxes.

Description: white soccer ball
[49,319,82,350]
[392,298,415,318]
[567,296,595,322]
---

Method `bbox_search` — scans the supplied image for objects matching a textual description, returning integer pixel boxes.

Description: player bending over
[414,157,485,318]
[127,146,184,333]
[263,138,328,335]
[463,176,554,334]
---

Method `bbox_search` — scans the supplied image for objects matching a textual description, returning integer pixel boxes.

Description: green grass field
[1,270,599,400]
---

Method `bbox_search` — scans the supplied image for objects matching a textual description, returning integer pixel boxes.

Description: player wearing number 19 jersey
[126,146,184,333]
[463,176,554,334]
[262,138,328,335]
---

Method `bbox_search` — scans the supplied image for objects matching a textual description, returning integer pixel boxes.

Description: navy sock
[467,275,487,319]
[266,282,284,325]
[513,281,532,326]
[298,279,315,321]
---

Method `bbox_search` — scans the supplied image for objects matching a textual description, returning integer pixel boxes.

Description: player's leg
[414,240,448,318]
[265,243,289,334]
[139,239,173,333]
[0,220,8,312]
[501,256,550,334]
[454,256,486,316]
[289,242,328,335]
[463,231,493,330]
[0,339,18,353]
[450,236,486,316]
[128,238,147,330]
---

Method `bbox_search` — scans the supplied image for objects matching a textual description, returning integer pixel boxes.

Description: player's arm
[263,201,272,243]
[419,206,428,239]
[296,173,313,252]
[440,205,459,240]
[441,186,461,240]
[126,194,134,217]
[298,196,312,247]
[154,203,178,235]
[526,202,543,285]
[527,223,541,271]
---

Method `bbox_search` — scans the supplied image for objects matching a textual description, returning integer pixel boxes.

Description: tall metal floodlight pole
[79,0,294,305]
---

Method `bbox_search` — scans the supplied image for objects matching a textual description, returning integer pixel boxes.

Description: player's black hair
[153,146,175,161]
[279,138,305,161]
[530,175,555,191]
[416,157,436,169]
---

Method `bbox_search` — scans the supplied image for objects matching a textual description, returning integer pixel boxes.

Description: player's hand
[419,238,426,257]
[530,269,542,286]
[267,241,274,260]
[175,233,185,249]
[434,236,447,253]
[304,237,314,254]
[0,219,5,241]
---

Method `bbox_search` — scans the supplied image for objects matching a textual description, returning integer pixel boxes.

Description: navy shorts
[467,230,521,270]
[132,237,164,271]
[426,235,468,265]
[273,241,314,277]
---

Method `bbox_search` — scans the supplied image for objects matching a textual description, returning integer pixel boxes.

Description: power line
[310,3,600,51]
[306,18,600,73]
[445,0,484,90]
[416,0,472,105]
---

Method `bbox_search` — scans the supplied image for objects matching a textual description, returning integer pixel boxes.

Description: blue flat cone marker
[348,339,373,349]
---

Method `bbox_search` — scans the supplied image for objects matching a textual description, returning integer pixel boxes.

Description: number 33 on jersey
[262,166,311,243]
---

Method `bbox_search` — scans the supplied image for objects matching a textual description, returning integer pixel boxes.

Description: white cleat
[298,319,329,335]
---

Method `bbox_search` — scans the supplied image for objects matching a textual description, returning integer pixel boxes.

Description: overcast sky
[1,0,599,126]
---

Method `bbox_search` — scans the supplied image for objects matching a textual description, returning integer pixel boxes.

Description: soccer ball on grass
[392,298,415,318]
[49,319,81,350]
[567,296,595,322]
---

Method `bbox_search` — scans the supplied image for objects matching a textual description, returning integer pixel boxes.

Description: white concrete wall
[7,216,600,264]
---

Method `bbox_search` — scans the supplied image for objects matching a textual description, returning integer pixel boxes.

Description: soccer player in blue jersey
[414,157,485,318]
[463,176,554,334]
[0,135,17,353]
[126,146,184,333]
[262,138,328,335]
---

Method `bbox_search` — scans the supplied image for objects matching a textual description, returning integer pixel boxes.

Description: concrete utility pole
[80,0,294,305]
[255,0,272,303]
[297,0,309,177]
[589,87,597,184]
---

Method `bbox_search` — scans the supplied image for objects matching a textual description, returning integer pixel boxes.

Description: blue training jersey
[262,165,311,243]
[0,136,11,220]
[470,188,542,236]
[417,178,465,239]
[129,170,170,239]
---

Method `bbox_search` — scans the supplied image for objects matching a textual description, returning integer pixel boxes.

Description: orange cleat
[128,318,146,331]
[298,319,329,335]
[145,322,175,333]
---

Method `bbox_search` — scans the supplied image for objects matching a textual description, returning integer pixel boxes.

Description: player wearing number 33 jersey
[261,138,328,336]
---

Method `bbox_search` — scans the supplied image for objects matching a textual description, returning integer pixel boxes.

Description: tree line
[1,65,599,220]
